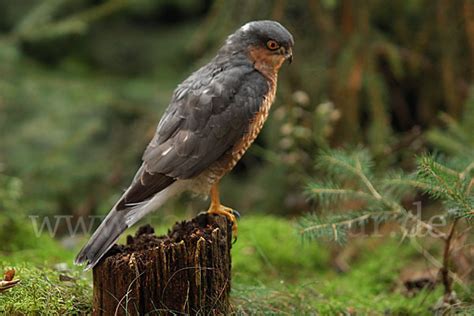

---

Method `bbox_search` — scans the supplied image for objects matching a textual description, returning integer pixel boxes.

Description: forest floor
[0,215,472,315]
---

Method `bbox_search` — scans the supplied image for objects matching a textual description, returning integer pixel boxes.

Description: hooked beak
[278,46,293,64]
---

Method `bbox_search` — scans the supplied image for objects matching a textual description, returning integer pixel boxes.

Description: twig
[299,211,394,234]
[408,236,468,292]
[440,218,459,296]
[355,158,382,200]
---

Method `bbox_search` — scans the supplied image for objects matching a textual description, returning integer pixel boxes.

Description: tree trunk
[92,213,232,315]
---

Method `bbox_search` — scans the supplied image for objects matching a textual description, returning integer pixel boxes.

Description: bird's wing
[116,65,269,210]
[144,65,268,178]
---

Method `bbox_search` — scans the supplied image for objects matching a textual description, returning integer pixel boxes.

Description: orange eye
[266,40,279,50]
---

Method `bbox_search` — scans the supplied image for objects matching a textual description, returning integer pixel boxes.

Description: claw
[230,210,240,243]
[207,205,238,240]
[231,209,241,219]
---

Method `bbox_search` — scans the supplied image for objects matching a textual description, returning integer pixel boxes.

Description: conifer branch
[459,162,474,180]
[300,212,377,234]
[355,158,382,200]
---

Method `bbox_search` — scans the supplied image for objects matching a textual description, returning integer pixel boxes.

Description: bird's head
[222,20,294,79]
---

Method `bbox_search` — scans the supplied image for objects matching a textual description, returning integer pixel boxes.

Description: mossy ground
[0,215,472,315]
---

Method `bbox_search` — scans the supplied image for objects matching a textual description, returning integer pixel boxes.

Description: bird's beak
[285,47,293,64]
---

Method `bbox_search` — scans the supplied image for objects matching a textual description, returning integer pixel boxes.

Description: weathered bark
[92,213,232,316]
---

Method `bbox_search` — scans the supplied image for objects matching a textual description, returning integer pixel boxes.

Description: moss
[0,263,92,314]
[230,217,450,315]
[232,215,329,284]
[1,215,472,314]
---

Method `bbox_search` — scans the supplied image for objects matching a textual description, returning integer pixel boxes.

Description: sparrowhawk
[75,20,294,270]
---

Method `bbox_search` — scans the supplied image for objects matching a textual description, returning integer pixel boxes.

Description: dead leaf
[4,269,15,281]
[0,269,20,293]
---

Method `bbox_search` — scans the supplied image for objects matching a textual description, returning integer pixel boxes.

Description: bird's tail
[74,208,128,270]
[74,183,181,270]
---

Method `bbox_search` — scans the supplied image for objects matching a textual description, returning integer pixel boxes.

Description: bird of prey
[75,20,294,270]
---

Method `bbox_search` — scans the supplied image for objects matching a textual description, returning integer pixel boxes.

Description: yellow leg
[207,183,238,240]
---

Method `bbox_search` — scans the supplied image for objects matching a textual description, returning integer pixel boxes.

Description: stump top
[101,213,231,263]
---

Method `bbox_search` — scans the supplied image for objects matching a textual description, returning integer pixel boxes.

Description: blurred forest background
[0,0,473,314]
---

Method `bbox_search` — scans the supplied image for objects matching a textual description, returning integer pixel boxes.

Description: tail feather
[75,182,182,270]
[74,209,127,270]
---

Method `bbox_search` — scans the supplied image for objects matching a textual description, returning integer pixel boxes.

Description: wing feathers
[143,65,269,179]
[116,170,175,211]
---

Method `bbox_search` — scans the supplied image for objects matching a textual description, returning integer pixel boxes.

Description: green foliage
[0,36,194,217]
[0,63,153,215]
[300,144,473,241]
[419,92,474,220]
[299,148,405,242]
[0,174,22,215]
[232,237,444,315]
[298,211,396,244]
[0,263,92,314]
[12,0,131,42]
[0,176,90,313]
[1,213,470,315]
[300,96,474,241]
[0,175,36,252]
[416,155,474,219]
[0,176,77,263]
[232,215,329,284]
[426,88,474,159]
[299,108,474,310]
[306,180,369,208]
[0,0,203,218]
[315,148,376,184]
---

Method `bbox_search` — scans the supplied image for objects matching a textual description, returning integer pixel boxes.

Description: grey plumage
[74,207,128,270]
[143,66,268,179]
[75,20,294,270]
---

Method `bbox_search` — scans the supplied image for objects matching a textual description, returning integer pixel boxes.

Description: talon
[207,183,239,242]
[231,209,241,219]
[207,205,239,240]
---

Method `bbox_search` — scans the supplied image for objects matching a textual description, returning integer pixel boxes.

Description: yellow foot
[207,205,238,242]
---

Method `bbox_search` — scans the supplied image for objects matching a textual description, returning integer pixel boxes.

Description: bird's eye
[266,40,280,50]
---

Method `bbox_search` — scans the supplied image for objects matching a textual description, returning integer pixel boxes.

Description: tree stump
[92,213,232,315]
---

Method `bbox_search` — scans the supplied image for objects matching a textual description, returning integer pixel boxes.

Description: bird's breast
[215,81,276,173]
[231,84,276,163]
